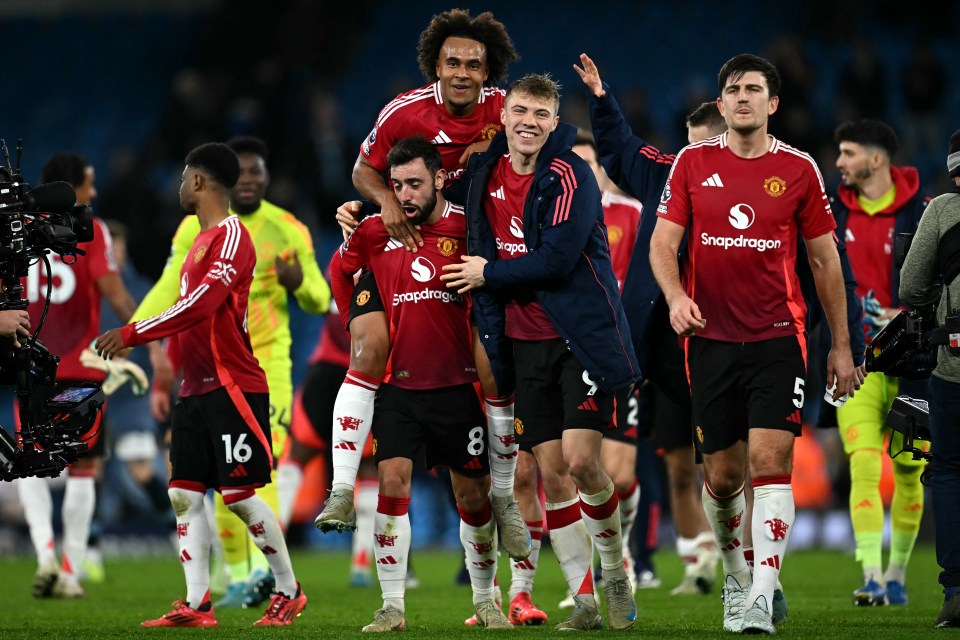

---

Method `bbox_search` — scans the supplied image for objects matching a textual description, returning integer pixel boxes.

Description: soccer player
[831,119,930,606]
[579,54,863,618]
[573,132,642,586]
[512,134,644,622]
[331,136,511,631]
[318,8,530,565]
[441,74,639,632]
[17,152,169,598]
[135,136,329,607]
[96,142,306,627]
[650,53,859,634]
[577,54,730,598]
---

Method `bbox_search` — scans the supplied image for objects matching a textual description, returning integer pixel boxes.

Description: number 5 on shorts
[792,377,805,409]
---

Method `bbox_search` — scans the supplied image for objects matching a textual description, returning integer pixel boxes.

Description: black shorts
[300,360,348,448]
[609,386,639,444]
[646,381,694,452]
[372,383,489,478]
[513,338,615,451]
[687,335,807,455]
[169,387,273,490]
[347,270,385,328]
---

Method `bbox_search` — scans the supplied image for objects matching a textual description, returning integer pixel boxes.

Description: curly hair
[417,9,519,86]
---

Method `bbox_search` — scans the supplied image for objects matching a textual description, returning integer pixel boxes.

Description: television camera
[0,139,104,481]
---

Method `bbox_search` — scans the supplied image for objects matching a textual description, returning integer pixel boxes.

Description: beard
[407,191,438,226]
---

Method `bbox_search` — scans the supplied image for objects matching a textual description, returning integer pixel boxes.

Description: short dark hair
[686,101,726,134]
[227,135,269,163]
[417,9,519,86]
[717,53,781,98]
[506,73,561,112]
[41,152,88,187]
[573,131,598,155]
[834,119,899,158]
[105,219,127,242]
[386,136,443,176]
[185,143,240,189]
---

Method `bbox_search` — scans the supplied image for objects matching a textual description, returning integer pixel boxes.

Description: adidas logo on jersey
[489,186,505,200]
[383,238,404,252]
[701,173,724,187]
[432,130,452,144]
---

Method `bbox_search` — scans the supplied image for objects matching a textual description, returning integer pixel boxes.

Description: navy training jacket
[444,121,640,395]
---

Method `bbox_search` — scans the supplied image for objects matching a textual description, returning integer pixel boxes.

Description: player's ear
[435,170,445,190]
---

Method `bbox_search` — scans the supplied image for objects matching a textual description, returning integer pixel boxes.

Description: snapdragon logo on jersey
[700,203,782,253]
[496,216,527,255]
[393,256,463,305]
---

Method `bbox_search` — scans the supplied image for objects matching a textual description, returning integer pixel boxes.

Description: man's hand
[826,347,859,400]
[0,310,30,348]
[458,140,492,166]
[381,196,422,253]
[275,251,303,291]
[666,293,706,336]
[151,387,171,422]
[573,53,606,98]
[95,328,128,360]
[148,342,175,391]
[440,256,488,293]
[336,200,363,241]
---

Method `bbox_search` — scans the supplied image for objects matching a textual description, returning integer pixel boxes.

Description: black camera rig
[885,395,931,463]
[0,139,104,481]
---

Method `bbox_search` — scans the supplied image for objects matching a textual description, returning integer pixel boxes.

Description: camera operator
[899,129,960,628]
[0,309,30,347]
[16,153,168,599]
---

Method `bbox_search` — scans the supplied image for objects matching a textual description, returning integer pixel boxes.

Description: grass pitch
[0,546,945,638]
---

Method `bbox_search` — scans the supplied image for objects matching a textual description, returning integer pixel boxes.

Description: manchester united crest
[193,245,208,263]
[356,290,371,306]
[437,237,458,257]
[372,438,377,455]
[607,225,623,244]
[696,425,704,444]
[481,123,501,141]
[513,418,524,436]
[763,176,787,198]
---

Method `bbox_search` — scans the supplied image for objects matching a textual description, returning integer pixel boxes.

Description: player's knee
[670,469,696,495]
[350,318,389,377]
[377,461,411,498]
[454,480,489,513]
[514,455,538,494]
[566,452,602,487]
[167,486,202,516]
[611,470,635,495]
[748,450,791,480]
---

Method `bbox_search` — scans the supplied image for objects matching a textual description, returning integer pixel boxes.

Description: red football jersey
[121,216,268,397]
[308,260,351,368]
[332,201,476,390]
[25,218,116,381]
[657,133,836,342]
[484,155,560,341]
[360,82,505,185]
[602,190,642,290]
